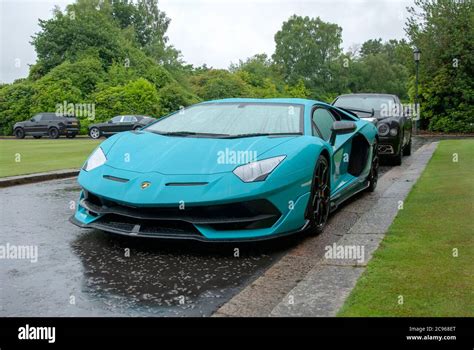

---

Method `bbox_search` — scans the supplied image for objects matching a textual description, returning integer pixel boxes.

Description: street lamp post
[413,47,421,135]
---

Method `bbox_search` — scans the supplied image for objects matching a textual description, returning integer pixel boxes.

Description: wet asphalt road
[0,136,435,317]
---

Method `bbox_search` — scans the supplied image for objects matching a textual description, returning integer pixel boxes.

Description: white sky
[0,0,413,83]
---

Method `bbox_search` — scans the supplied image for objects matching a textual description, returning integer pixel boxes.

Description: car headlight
[233,156,286,182]
[83,147,106,171]
[389,128,398,136]
[377,123,390,136]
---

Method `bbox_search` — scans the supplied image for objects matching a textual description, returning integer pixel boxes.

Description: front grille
[378,144,394,154]
[94,214,201,237]
[82,190,281,232]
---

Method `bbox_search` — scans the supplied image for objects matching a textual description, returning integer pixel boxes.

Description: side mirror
[30,119,35,122]
[329,121,356,146]
[108,120,113,124]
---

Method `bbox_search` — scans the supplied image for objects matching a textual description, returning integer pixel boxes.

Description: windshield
[334,96,396,111]
[145,103,303,137]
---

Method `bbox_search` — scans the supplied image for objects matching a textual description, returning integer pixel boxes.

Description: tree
[31,1,126,75]
[360,38,384,57]
[406,0,474,132]
[273,15,342,97]
[190,70,252,100]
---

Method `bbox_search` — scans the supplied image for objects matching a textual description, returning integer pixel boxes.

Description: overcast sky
[0,0,413,83]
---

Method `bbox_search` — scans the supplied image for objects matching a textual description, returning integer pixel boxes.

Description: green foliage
[158,82,200,115]
[93,78,161,121]
[1,1,471,135]
[347,54,410,99]
[190,70,252,100]
[0,82,35,135]
[273,15,342,94]
[31,1,127,75]
[406,0,474,132]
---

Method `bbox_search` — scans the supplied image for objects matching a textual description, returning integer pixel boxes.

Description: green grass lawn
[0,139,100,177]
[338,139,474,317]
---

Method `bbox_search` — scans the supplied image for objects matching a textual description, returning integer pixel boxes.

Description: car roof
[336,93,398,99]
[200,98,330,109]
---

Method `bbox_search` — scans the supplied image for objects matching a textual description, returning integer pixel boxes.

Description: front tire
[306,155,330,235]
[391,149,403,166]
[89,127,101,139]
[14,128,25,139]
[48,127,59,139]
[403,138,412,156]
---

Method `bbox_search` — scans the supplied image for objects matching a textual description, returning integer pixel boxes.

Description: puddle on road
[71,229,293,316]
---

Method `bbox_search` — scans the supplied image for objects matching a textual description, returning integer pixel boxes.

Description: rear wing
[336,107,374,118]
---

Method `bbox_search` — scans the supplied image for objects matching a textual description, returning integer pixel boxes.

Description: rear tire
[14,128,25,139]
[306,155,330,235]
[48,127,59,139]
[367,142,379,192]
[89,127,101,139]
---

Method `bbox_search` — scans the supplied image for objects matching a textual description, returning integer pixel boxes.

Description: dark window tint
[312,108,335,141]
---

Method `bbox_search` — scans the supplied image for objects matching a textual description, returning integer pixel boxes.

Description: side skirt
[329,180,370,213]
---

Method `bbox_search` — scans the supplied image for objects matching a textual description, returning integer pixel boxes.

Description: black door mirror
[329,121,356,146]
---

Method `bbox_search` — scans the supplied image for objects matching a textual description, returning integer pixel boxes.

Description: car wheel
[367,142,379,192]
[89,127,101,139]
[48,127,59,139]
[307,155,330,235]
[392,149,402,166]
[403,138,412,156]
[14,128,25,139]
[33,136,42,139]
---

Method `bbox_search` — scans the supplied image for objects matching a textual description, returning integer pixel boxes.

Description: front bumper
[60,127,80,135]
[71,166,312,241]
[378,136,401,156]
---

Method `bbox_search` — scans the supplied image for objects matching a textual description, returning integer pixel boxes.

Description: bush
[158,82,200,115]
[92,78,161,124]
[0,82,35,135]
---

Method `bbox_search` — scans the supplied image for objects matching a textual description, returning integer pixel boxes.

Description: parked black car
[332,93,412,165]
[13,113,80,139]
[88,115,156,139]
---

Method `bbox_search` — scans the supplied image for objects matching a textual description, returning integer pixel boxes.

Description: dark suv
[13,113,80,139]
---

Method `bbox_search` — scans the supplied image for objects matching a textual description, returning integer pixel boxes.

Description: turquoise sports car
[70,98,379,241]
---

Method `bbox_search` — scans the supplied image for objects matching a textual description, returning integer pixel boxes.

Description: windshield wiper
[221,132,302,139]
[149,130,230,137]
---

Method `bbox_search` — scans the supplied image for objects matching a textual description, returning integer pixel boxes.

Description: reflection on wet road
[0,179,294,316]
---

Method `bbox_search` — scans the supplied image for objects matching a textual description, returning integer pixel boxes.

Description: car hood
[103,131,297,175]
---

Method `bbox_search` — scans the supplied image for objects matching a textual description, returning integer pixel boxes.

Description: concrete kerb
[0,169,80,188]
